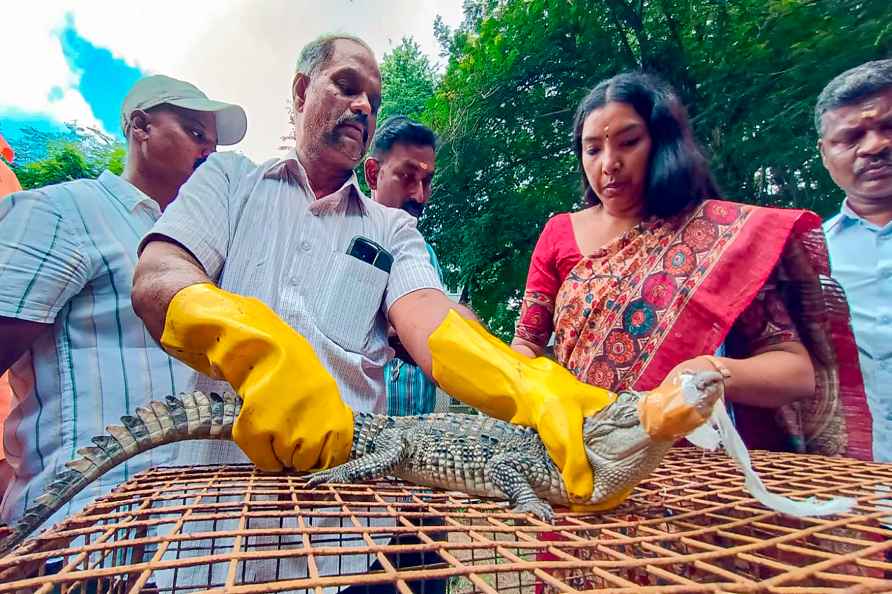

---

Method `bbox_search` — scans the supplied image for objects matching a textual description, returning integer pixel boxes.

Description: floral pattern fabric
[516,199,870,460]
[525,200,871,594]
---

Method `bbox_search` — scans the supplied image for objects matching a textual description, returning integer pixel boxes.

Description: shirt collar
[829,198,892,234]
[97,170,159,215]
[840,199,863,222]
[263,149,367,216]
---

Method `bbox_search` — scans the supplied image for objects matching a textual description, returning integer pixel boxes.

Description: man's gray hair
[815,58,892,135]
[296,34,374,77]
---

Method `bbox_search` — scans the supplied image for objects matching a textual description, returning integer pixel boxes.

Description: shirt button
[881,315,892,325]
[300,240,311,252]
[290,276,299,286]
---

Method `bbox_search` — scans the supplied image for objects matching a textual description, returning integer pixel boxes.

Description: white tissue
[687,401,856,517]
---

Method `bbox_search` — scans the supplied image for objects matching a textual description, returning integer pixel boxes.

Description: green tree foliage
[354,36,439,193]
[422,0,892,338]
[378,37,438,123]
[7,125,125,190]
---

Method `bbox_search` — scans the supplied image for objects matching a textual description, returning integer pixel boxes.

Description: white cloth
[0,171,192,530]
[687,375,854,517]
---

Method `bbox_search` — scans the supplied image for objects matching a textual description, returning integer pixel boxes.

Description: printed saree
[524,199,871,593]
[521,199,870,459]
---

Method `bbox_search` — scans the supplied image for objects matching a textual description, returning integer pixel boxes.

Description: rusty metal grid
[2,448,892,594]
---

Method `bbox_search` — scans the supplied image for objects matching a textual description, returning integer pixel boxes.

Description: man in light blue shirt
[0,75,247,529]
[818,59,892,461]
[364,115,445,416]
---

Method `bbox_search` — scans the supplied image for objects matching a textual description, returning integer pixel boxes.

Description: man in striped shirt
[133,34,614,589]
[0,133,21,468]
[363,115,445,416]
[0,74,246,531]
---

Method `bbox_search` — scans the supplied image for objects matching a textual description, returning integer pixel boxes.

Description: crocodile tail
[0,391,241,557]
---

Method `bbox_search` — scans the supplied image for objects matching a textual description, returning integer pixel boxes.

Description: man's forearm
[388,289,477,378]
[132,238,212,343]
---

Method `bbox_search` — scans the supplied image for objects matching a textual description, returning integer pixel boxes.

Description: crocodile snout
[638,370,725,441]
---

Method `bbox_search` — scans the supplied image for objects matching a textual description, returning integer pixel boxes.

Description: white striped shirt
[143,150,443,586]
[0,171,193,529]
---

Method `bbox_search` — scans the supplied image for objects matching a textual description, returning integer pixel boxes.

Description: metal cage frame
[2,448,891,593]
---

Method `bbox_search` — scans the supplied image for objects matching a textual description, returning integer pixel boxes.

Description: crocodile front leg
[485,454,554,522]
[306,429,406,487]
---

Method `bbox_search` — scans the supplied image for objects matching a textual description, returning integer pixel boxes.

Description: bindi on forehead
[824,94,892,136]
[861,107,879,119]
[583,120,641,142]
[855,98,885,121]
[401,159,432,172]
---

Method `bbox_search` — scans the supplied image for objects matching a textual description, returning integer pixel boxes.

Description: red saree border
[632,201,814,390]
[627,200,871,460]
[787,228,872,460]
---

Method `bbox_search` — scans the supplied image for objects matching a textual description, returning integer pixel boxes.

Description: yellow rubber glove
[428,310,616,501]
[160,283,354,472]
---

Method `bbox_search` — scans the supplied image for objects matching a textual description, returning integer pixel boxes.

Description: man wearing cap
[0,74,246,529]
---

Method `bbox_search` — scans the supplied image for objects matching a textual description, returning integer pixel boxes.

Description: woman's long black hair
[572,72,720,218]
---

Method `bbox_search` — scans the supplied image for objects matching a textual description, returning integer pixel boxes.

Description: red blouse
[515,214,582,345]
[515,211,798,357]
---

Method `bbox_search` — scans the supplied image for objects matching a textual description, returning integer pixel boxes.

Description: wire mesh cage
[2,448,892,594]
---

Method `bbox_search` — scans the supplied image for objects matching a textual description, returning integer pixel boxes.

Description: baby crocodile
[0,372,724,556]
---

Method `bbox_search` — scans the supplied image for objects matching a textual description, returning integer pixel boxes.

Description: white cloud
[0,4,104,131]
[157,0,465,160]
[1,0,464,159]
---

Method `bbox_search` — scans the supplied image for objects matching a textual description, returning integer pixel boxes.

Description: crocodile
[0,371,725,556]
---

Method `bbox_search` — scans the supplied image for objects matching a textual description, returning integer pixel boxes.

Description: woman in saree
[512,72,871,461]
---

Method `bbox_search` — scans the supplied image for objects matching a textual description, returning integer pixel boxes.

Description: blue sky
[1,16,144,145]
[57,15,145,136]
[2,2,463,163]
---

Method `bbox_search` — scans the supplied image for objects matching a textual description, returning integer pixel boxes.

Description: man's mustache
[855,151,892,176]
[403,200,424,218]
[336,113,369,144]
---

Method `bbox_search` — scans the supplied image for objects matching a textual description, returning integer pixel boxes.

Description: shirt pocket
[307,250,389,353]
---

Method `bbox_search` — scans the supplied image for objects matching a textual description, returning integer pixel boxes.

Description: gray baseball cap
[121,75,247,145]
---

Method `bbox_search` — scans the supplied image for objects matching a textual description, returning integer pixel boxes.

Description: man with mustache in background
[364,115,445,416]
[0,74,246,535]
[819,58,892,462]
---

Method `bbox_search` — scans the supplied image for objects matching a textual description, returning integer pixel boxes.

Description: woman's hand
[664,355,729,386]
[663,344,815,409]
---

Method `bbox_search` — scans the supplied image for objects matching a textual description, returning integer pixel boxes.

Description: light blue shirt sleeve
[0,190,92,323]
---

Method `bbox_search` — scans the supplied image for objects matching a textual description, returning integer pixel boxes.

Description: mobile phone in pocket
[347,236,393,273]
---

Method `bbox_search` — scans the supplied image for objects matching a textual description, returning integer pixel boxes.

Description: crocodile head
[581,370,724,504]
